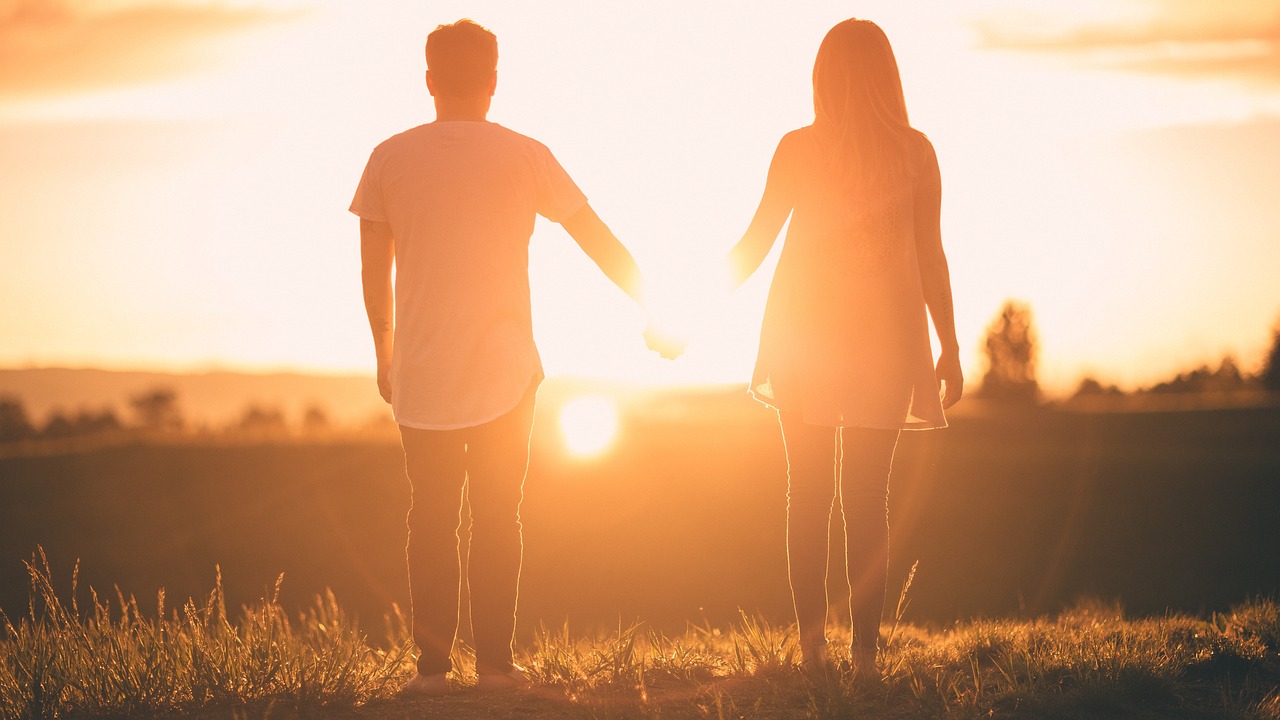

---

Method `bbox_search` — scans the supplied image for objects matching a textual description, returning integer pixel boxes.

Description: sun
[558,395,619,457]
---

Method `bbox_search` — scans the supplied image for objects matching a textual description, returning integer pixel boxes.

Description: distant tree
[1211,356,1245,391]
[1264,321,1280,392]
[1073,377,1123,399]
[76,408,122,435]
[1149,366,1205,394]
[302,404,331,435]
[1148,357,1248,395]
[41,410,77,439]
[130,387,183,432]
[239,404,288,436]
[0,395,35,442]
[41,407,122,439]
[979,300,1040,404]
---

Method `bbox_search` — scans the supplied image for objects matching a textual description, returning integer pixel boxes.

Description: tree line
[0,388,340,445]
[5,302,1280,442]
[977,300,1280,404]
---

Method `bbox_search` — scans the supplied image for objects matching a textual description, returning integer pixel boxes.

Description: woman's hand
[936,352,964,409]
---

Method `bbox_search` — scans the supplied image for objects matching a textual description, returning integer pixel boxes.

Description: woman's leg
[778,411,839,657]
[838,427,899,662]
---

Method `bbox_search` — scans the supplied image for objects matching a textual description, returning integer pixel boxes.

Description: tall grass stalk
[0,550,411,719]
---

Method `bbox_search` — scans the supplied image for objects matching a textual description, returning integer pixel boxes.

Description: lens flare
[559,395,619,456]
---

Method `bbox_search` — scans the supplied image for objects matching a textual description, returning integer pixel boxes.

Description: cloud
[0,0,299,98]
[971,0,1280,85]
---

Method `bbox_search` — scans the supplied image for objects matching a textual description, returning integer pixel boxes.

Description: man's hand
[377,358,393,404]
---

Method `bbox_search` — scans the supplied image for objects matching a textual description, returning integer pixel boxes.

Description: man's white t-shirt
[350,121,587,429]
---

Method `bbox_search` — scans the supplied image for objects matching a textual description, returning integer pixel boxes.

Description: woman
[726,19,963,675]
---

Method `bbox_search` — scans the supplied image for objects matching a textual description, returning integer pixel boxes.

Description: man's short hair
[426,19,498,97]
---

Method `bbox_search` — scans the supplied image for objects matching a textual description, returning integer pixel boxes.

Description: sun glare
[559,395,619,457]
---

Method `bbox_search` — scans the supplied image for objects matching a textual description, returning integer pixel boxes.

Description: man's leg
[778,411,839,657]
[463,384,538,676]
[399,425,468,677]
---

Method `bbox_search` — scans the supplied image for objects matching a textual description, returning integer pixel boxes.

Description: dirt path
[143,678,807,720]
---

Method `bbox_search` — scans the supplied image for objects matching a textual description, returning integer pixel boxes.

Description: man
[350,19,647,695]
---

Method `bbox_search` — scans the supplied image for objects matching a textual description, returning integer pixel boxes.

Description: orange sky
[2,0,1279,395]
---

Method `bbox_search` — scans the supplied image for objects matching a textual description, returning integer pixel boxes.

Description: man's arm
[560,205,690,358]
[360,218,395,403]
[560,204,644,305]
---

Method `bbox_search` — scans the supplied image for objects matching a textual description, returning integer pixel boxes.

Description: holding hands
[639,261,734,361]
[643,320,688,360]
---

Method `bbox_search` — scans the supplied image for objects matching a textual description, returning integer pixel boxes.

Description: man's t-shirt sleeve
[532,142,588,223]
[349,147,388,222]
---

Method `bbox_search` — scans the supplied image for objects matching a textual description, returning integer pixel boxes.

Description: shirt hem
[393,373,543,431]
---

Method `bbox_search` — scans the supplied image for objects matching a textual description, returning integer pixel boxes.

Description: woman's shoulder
[779,125,817,150]
[911,130,939,165]
[773,126,821,168]
[899,128,933,160]
[902,131,940,193]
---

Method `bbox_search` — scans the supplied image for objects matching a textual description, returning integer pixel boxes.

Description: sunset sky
[2,0,1279,395]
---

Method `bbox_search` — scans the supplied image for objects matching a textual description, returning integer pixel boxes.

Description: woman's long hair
[812,19,922,187]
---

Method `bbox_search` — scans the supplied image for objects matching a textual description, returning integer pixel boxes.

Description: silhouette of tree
[239,404,288,437]
[1148,357,1249,395]
[41,410,77,439]
[979,300,1040,404]
[1073,377,1122,399]
[76,408,122,435]
[0,395,35,442]
[1264,320,1280,392]
[302,404,330,435]
[41,407,123,439]
[1151,366,1209,394]
[1212,356,1244,391]
[130,387,183,431]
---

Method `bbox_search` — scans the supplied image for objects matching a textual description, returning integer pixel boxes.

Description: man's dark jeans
[398,384,537,676]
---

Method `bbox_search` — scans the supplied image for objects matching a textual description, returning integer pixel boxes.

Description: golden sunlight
[558,395,619,457]
[2,0,1279,393]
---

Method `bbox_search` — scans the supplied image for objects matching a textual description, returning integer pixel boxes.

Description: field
[2,389,1280,717]
[4,556,1279,719]
[3,391,1279,630]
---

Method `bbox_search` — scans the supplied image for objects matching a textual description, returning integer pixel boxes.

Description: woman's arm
[727,133,799,289]
[915,139,964,408]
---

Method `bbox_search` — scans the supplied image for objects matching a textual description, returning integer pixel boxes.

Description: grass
[2,553,1278,719]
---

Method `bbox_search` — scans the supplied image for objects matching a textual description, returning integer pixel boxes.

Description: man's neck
[433,94,490,122]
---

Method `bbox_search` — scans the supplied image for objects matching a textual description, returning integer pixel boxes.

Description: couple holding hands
[350,17,963,696]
